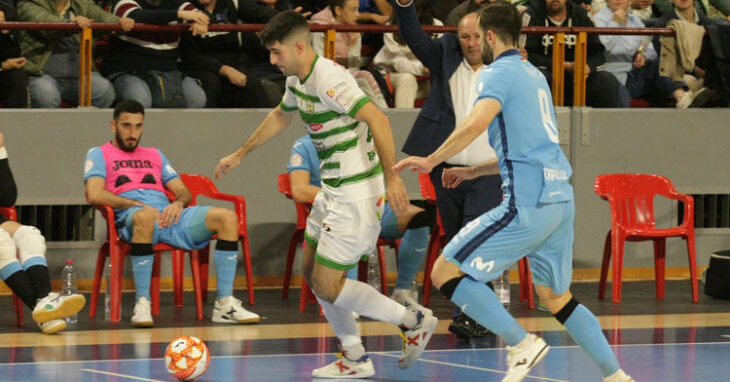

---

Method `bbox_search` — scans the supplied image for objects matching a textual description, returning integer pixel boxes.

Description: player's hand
[119,17,135,32]
[214,153,241,179]
[392,156,436,175]
[442,166,476,189]
[385,175,409,215]
[160,200,183,228]
[72,16,93,29]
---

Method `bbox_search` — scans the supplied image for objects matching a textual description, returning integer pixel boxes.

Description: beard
[115,131,140,152]
[481,43,494,65]
[546,0,565,15]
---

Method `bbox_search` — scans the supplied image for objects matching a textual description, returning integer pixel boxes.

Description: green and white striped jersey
[280,56,385,202]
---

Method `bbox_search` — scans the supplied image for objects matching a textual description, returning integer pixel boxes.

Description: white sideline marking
[81,368,166,382]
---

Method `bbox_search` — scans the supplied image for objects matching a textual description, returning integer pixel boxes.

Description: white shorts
[304,192,385,270]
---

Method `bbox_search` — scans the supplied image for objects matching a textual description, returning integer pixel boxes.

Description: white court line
[376,352,569,382]
[81,368,166,382]
[4,340,730,366]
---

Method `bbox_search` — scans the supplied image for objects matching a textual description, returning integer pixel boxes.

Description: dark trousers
[429,163,503,242]
[0,69,29,108]
[619,59,688,106]
[540,67,624,108]
[189,69,271,108]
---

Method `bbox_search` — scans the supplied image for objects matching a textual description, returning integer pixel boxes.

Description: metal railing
[0,22,676,107]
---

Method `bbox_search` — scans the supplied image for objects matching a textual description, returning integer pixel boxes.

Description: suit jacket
[395,1,464,157]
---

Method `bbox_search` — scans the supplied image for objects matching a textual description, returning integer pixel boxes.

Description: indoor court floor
[0,280,727,382]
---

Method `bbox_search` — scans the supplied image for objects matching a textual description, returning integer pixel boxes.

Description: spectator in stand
[104,0,208,108]
[373,0,441,108]
[181,0,282,107]
[591,0,656,20]
[653,0,730,19]
[0,1,28,108]
[525,0,624,107]
[311,0,389,108]
[594,0,705,107]
[18,0,133,108]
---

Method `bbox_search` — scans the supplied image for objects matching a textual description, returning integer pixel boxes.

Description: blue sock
[451,276,527,346]
[130,243,153,301]
[562,304,620,377]
[395,227,429,289]
[214,240,238,299]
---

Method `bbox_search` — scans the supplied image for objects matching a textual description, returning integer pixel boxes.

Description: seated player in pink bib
[84,99,259,327]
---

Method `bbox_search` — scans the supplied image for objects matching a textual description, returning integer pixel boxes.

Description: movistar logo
[470,257,494,272]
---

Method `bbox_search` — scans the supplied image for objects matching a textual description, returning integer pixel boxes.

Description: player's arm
[85,177,144,209]
[159,177,191,227]
[393,98,501,174]
[215,105,296,179]
[442,158,499,188]
[355,102,409,214]
[289,170,321,204]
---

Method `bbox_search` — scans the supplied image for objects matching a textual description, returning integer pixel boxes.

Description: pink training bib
[99,142,166,195]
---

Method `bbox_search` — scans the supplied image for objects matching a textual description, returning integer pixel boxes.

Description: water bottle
[367,255,381,293]
[495,269,511,307]
[408,280,419,301]
[61,260,78,324]
[104,262,114,322]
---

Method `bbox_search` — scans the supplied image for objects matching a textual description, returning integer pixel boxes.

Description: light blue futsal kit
[442,49,574,294]
[443,49,622,378]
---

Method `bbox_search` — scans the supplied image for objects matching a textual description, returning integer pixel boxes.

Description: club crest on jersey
[309,123,324,132]
[305,100,315,114]
[326,88,336,98]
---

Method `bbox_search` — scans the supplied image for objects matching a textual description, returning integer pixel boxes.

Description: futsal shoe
[603,369,634,382]
[211,296,260,324]
[32,292,86,324]
[311,354,375,379]
[391,289,432,316]
[501,333,550,382]
[131,297,153,327]
[38,319,67,335]
[398,309,438,369]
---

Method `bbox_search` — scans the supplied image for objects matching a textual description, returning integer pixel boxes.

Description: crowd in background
[0,0,729,109]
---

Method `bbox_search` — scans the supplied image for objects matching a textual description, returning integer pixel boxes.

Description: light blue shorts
[118,206,213,251]
[443,199,574,294]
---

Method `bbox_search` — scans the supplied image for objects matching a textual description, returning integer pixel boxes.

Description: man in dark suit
[394,0,503,340]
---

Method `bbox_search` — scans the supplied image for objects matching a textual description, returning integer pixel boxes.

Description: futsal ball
[165,336,210,381]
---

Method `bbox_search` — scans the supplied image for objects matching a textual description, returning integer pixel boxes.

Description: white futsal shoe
[38,319,67,335]
[211,296,260,324]
[391,288,432,316]
[398,309,438,369]
[32,292,86,324]
[603,369,635,382]
[131,297,153,327]
[501,333,550,382]
[312,354,375,379]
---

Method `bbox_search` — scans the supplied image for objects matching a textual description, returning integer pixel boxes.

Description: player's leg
[380,203,430,313]
[311,195,437,370]
[530,202,632,382]
[124,207,157,327]
[0,223,38,309]
[198,206,259,324]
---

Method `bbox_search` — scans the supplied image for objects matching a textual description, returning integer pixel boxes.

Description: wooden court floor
[0,280,728,381]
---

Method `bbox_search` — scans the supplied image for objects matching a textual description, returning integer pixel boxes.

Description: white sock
[334,279,410,326]
[315,295,361,348]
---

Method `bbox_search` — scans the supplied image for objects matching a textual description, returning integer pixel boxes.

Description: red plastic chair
[176,174,256,307]
[277,173,395,311]
[594,174,698,303]
[0,206,25,327]
[417,173,535,309]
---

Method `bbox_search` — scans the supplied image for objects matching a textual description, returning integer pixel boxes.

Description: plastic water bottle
[61,260,78,324]
[495,269,511,307]
[409,280,419,300]
[104,262,114,321]
[367,255,381,293]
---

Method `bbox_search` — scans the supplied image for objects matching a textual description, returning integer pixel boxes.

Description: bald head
[457,12,482,67]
